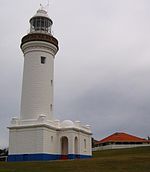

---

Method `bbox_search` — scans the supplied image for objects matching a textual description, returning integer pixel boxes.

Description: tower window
[51,80,53,86]
[41,56,46,64]
[50,104,53,111]
[84,139,86,149]
[51,136,53,142]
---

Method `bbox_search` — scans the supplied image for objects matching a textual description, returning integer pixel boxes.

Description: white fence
[92,144,150,151]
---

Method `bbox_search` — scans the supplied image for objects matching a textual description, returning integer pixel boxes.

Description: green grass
[0,147,150,172]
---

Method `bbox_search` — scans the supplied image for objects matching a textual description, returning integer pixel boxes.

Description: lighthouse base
[8,119,92,162]
[8,153,92,162]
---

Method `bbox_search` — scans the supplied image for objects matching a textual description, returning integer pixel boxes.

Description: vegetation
[0,147,150,172]
[0,149,8,157]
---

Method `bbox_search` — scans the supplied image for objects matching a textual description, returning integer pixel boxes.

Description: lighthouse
[8,7,92,161]
[20,9,58,120]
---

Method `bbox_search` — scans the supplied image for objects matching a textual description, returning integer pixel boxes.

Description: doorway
[61,136,68,159]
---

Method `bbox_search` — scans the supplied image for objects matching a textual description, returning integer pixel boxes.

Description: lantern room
[29,9,53,34]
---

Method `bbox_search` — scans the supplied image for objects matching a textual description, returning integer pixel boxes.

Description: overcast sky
[1,0,150,148]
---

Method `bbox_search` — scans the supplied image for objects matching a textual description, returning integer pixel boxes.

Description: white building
[8,8,92,161]
[93,132,150,151]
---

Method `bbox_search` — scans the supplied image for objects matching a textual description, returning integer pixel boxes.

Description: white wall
[78,132,92,156]
[58,129,92,156]
[9,127,44,154]
[9,125,92,156]
[43,128,59,154]
[21,41,58,121]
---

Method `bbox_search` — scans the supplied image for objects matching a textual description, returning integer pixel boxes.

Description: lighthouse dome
[61,120,75,128]
[33,9,49,18]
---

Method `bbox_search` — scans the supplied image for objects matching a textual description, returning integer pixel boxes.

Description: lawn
[0,146,150,172]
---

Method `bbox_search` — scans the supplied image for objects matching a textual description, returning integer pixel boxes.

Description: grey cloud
[1,0,150,147]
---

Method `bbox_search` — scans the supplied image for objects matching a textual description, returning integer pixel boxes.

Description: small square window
[84,139,86,149]
[50,104,53,111]
[51,136,53,142]
[41,56,46,64]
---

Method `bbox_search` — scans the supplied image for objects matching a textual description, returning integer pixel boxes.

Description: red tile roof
[96,132,150,144]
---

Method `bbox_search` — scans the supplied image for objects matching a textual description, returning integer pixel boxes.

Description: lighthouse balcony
[21,33,59,50]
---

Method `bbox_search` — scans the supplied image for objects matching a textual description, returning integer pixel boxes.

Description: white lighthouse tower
[20,9,58,121]
[8,7,92,161]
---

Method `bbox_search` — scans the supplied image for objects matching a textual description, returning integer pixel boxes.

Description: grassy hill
[0,147,150,172]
